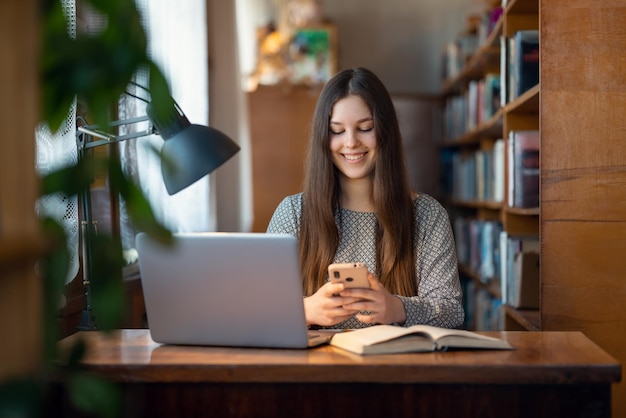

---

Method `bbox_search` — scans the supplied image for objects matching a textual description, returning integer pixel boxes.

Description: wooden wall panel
[248,85,321,232]
[541,90,626,222]
[540,1,626,415]
[392,95,441,199]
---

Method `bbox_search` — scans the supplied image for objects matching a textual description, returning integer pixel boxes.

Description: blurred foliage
[1,0,175,417]
[41,0,171,131]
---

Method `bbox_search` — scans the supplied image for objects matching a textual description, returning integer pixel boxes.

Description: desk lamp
[76,93,240,329]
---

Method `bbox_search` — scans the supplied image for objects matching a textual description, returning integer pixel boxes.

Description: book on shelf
[475,287,504,331]
[442,73,499,141]
[453,217,502,283]
[513,30,539,99]
[492,138,505,203]
[452,152,477,201]
[443,95,466,141]
[481,73,501,123]
[480,220,503,282]
[462,279,476,329]
[499,34,509,107]
[462,271,504,331]
[507,130,540,208]
[501,30,540,105]
[443,146,503,203]
[477,6,502,47]
[466,80,480,132]
[329,324,513,355]
[475,150,487,201]
[442,28,479,81]
[500,232,540,307]
[507,36,516,105]
[443,41,462,80]
[513,250,540,309]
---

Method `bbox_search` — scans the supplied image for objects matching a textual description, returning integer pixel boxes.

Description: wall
[237,0,485,95]
[319,0,484,94]
[208,0,254,232]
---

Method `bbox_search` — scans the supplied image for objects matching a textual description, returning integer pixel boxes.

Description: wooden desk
[57,329,620,418]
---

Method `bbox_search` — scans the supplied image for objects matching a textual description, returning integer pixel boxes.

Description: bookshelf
[440,0,539,331]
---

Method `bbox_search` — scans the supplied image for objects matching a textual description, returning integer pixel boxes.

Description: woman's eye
[358,127,374,132]
[330,130,344,135]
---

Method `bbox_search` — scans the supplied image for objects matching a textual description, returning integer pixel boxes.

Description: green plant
[0,0,172,416]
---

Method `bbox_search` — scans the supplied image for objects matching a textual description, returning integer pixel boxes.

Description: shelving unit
[440,0,539,331]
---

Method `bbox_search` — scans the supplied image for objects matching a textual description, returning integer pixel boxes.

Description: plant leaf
[68,373,121,418]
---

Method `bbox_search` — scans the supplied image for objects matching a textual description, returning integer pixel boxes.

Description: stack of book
[499,232,540,309]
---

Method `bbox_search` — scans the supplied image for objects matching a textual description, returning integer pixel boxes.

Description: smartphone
[328,262,370,289]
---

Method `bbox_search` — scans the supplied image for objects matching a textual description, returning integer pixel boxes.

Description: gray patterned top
[267,193,464,329]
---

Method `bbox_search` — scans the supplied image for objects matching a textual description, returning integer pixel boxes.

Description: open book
[329,324,513,355]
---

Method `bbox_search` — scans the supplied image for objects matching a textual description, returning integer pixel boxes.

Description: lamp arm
[75,114,154,329]
[77,115,155,151]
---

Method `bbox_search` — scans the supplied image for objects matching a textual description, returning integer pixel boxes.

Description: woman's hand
[303,281,363,327]
[339,273,407,325]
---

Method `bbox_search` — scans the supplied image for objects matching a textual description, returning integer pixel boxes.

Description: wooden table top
[59,329,621,385]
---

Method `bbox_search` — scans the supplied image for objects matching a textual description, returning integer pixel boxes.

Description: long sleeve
[398,195,464,328]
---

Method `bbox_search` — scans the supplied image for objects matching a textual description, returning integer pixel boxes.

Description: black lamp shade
[147,99,240,195]
[161,124,240,195]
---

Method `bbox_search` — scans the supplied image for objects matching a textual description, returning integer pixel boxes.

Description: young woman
[267,67,464,329]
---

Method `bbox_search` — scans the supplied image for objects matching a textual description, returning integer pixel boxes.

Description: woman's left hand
[338,273,407,325]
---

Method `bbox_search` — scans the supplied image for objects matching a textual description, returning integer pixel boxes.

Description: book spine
[513,30,540,99]
[512,130,540,208]
[499,36,508,107]
[507,131,514,207]
[499,230,508,305]
[505,236,540,308]
[492,138,505,203]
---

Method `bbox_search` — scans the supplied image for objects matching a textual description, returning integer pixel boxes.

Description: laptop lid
[136,232,316,349]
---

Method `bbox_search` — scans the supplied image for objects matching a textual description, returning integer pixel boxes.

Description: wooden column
[0,0,43,379]
[540,1,626,416]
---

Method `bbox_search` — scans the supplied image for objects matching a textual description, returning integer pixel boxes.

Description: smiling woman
[267,67,464,331]
[329,95,378,189]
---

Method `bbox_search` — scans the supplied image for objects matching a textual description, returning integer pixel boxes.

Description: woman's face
[328,95,377,181]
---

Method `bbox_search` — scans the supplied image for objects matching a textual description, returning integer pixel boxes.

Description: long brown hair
[299,67,417,297]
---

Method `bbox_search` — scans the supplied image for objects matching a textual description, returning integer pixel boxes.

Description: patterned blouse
[266,193,464,329]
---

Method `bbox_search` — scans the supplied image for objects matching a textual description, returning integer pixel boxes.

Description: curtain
[36,0,79,284]
[120,0,213,237]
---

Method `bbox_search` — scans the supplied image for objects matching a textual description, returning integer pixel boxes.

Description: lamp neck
[146,99,190,140]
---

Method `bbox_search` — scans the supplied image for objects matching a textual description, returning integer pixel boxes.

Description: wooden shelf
[503,305,540,331]
[505,0,539,15]
[505,84,539,114]
[505,206,539,216]
[448,199,503,211]
[442,109,503,147]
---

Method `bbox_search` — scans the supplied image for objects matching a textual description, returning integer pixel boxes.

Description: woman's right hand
[303,281,361,327]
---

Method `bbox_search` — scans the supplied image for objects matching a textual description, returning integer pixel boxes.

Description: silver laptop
[136,232,332,349]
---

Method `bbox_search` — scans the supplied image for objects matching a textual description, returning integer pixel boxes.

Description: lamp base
[78,308,98,331]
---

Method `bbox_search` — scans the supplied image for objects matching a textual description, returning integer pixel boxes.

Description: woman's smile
[343,152,368,162]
